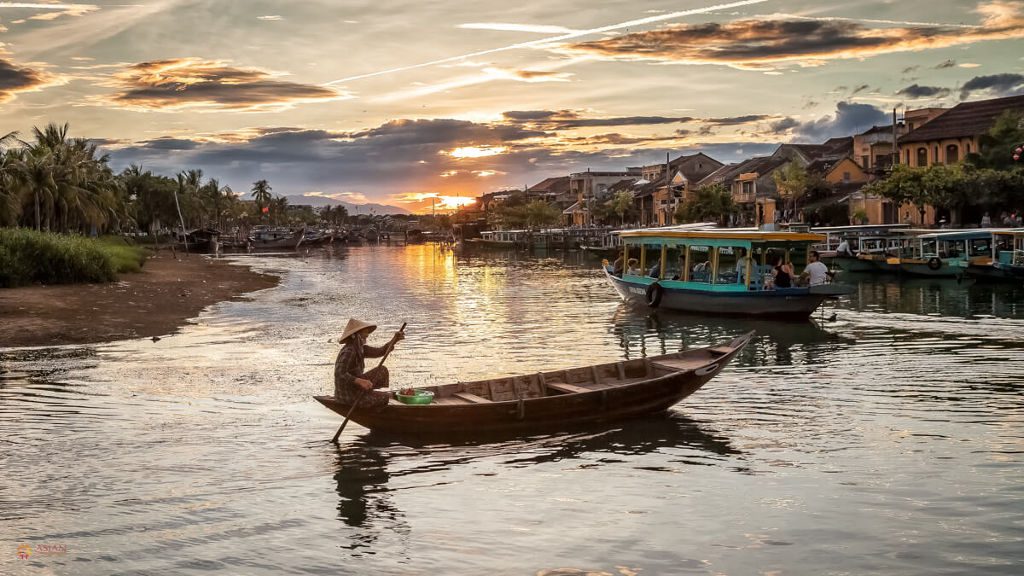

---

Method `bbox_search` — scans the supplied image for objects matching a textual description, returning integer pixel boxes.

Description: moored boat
[897,230,993,277]
[965,228,1024,281]
[315,331,753,435]
[605,227,852,318]
[249,227,304,250]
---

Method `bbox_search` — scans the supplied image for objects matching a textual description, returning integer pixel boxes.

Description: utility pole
[892,107,900,168]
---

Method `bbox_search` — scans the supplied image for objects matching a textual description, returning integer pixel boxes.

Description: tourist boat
[962,228,1024,281]
[834,232,909,273]
[315,331,752,435]
[810,224,910,258]
[604,228,851,318]
[896,230,994,277]
[249,227,304,250]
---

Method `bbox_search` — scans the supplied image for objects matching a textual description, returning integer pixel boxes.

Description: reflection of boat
[606,228,852,318]
[249,227,304,250]
[315,332,752,435]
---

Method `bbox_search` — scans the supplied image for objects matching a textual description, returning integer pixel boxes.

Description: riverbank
[0,252,279,347]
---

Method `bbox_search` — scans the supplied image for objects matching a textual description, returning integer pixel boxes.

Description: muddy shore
[0,252,279,348]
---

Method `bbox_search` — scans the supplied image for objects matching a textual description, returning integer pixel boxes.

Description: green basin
[395,389,434,405]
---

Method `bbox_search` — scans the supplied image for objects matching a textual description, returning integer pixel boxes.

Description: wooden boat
[605,227,852,318]
[897,230,994,277]
[315,332,753,435]
[963,228,1024,282]
[249,227,304,250]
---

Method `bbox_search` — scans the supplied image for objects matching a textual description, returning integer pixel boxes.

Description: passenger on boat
[626,258,641,275]
[647,261,661,278]
[798,250,832,286]
[836,239,853,257]
[334,318,404,411]
[736,249,749,283]
[612,255,624,276]
[770,254,793,288]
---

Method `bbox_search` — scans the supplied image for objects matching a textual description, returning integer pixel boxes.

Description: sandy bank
[0,251,279,347]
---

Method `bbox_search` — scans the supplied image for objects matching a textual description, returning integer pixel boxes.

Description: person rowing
[334,318,405,411]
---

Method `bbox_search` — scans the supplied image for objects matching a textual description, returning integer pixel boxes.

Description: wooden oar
[331,322,406,443]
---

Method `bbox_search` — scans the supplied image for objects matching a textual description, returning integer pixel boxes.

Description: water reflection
[608,305,851,367]
[847,273,1024,318]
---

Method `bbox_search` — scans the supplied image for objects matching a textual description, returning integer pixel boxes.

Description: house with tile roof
[898,94,1024,167]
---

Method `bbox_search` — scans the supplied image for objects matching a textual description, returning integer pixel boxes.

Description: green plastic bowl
[395,389,434,405]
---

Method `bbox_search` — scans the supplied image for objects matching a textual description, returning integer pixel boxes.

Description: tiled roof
[899,94,1024,144]
[527,176,570,193]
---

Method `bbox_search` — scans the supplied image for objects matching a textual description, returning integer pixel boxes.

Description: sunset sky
[2,0,1023,213]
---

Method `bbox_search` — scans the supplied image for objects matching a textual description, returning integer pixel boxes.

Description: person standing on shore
[334,319,404,410]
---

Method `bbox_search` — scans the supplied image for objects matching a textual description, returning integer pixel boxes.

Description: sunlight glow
[445,145,508,158]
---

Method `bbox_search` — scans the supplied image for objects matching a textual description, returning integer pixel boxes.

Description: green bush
[0,228,149,287]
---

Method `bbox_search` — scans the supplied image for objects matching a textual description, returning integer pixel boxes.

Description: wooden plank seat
[707,346,733,355]
[452,391,492,403]
[546,382,592,395]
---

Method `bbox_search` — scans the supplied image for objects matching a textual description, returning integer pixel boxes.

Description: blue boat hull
[605,271,830,318]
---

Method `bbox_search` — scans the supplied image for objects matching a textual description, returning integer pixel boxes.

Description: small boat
[605,227,852,318]
[174,228,219,253]
[249,227,304,250]
[315,332,753,435]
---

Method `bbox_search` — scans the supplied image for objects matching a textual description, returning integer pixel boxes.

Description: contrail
[322,0,769,86]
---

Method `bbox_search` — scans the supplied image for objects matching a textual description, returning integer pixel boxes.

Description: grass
[0,228,149,288]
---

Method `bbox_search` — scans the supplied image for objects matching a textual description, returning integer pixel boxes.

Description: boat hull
[834,256,877,273]
[900,259,959,277]
[606,271,830,318]
[316,333,752,435]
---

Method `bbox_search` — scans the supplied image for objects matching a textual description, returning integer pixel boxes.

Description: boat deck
[392,352,720,406]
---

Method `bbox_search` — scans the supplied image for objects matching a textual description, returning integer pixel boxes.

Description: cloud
[558,1,1024,70]
[896,84,951,98]
[790,101,888,142]
[0,57,63,103]
[935,59,957,68]
[501,109,693,129]
[768,117,800,134]
[104,58,351,111]
[482,66,573,83]
[138,137,198,150]
[0,2,98,21]
[256,15,281,21]
[959,73,1024,98]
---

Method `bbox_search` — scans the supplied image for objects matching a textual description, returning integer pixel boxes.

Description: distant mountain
[284,194,412,215]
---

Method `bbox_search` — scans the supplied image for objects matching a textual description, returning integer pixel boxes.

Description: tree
[270,195,288,225]
[201,178,231,229]
[251,179,272,221]
[772,162,809,215]
[608,190,634,225]
[675,184,734,225]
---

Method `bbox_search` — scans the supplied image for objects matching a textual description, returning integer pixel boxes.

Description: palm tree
[251,179,272,222]
[201,178,231,229]
[270,195,288,226]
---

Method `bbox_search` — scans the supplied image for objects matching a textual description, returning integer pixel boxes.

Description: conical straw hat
[339,318,376,342]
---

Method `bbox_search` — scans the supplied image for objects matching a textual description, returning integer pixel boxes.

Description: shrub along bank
[0,228,148,288]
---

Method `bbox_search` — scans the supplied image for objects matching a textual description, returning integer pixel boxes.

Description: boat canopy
[619,228,824,248]
[916,229,1003,241]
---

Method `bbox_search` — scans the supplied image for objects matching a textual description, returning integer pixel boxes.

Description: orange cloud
[559,1,1024,70]
[105,58,351,111]
[0,57,64,103]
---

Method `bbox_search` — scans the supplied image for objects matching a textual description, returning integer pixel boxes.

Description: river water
[1,244,1022,575]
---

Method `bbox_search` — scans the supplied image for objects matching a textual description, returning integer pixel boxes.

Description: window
[966,142,971,154]
[946,144,959,164]
[934,146,940,164]
[862,155,870,167]
[843,172,851,182]
[904,149,910,164]
[741,181,753,197]
[917,147,928,166]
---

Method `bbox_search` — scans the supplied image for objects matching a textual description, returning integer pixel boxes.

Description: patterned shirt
[334,337,389,390]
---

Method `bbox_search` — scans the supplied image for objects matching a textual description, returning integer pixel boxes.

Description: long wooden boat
[315,332,753,435]
[249,227,304,250]
[897,229,994,277]
[606,227,852,318]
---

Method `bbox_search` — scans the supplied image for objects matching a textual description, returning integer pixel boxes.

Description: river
[1,243,1022,575]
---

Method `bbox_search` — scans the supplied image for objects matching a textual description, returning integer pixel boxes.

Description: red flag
[262,206,269,213]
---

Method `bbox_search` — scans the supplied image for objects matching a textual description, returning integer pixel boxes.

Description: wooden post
[745,248,753,289]
[639,244,646,274]
[683,245,691,282]
[711,247,719,284]
[659,245,667,279]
